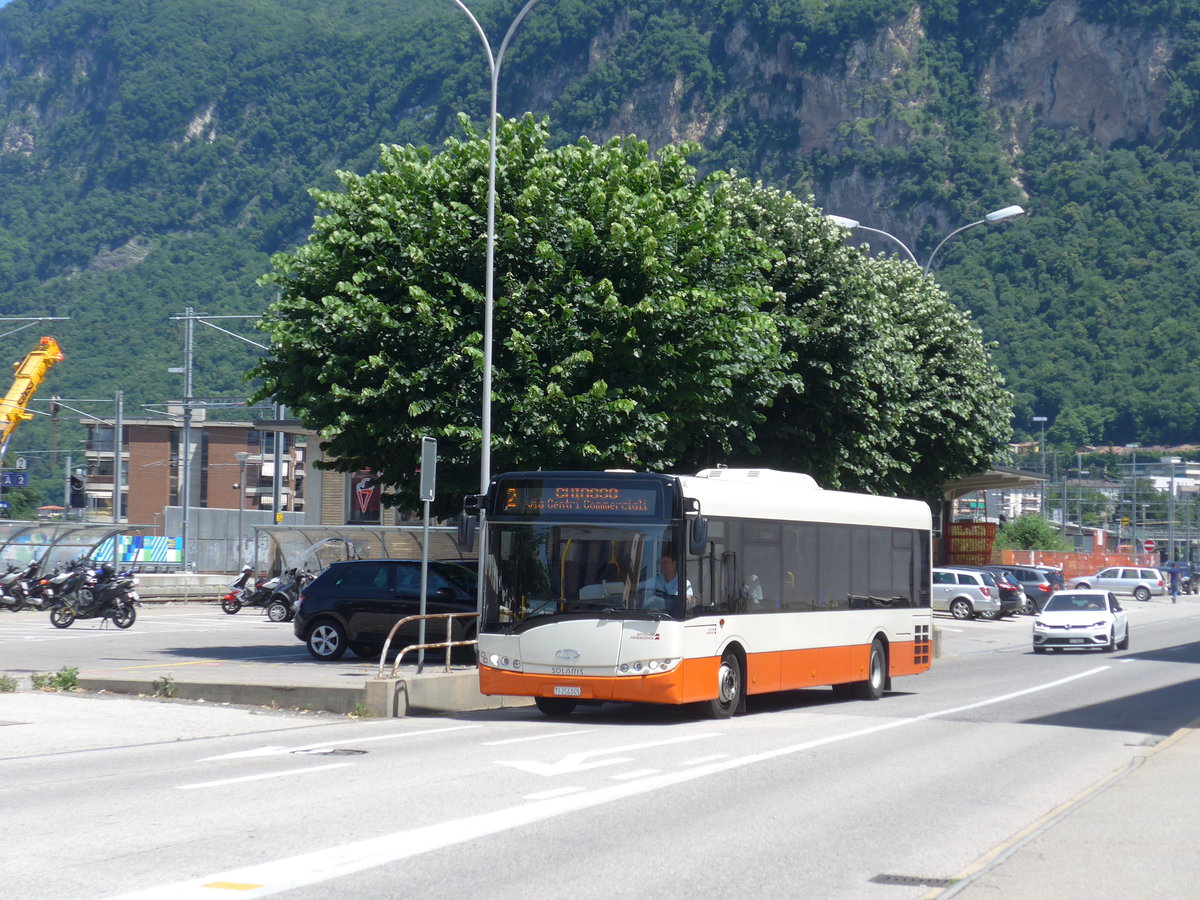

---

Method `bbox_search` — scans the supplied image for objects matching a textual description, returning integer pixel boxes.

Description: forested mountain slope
[0,0,1197,484]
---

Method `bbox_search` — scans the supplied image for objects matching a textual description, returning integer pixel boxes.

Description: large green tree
[254,116,1010,512]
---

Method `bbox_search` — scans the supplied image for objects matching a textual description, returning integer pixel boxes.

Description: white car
[1032,590,1129,653]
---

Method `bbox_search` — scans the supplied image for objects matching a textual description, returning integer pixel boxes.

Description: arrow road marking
[497,732,720,777]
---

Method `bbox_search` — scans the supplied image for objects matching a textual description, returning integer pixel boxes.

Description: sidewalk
[933,721,1200,898]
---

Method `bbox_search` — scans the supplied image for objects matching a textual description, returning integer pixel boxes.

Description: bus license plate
[553,686,582,697]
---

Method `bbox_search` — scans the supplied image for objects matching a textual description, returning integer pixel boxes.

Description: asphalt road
[4,597,1200,898]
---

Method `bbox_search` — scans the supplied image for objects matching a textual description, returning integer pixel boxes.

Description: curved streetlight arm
[923,218,985,276]
[827,216,918,266]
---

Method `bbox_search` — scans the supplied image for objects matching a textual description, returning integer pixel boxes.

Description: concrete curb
[77,670,534,718]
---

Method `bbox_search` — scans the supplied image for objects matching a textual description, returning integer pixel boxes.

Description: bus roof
[679,468,931,530]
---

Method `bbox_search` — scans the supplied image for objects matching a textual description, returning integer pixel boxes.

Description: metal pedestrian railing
[378,611,480,676]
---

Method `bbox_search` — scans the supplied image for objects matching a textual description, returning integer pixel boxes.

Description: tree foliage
[995,513,1072,552]
[255,116,1010,511]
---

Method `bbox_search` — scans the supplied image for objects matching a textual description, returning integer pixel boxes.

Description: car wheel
[1134,586,1150,602]
[1104,628,1116,652]
[1074,581,1091,590]
[1118,628,1130,650]
[1023,598,1038,615]
[306,619,348,661]
[705,648,743,718]
[852,639,887,701]
[949,598,972,620]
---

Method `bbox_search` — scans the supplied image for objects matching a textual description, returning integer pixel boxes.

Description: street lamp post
[1126,443,1140,554]
[235,451,250,569]
[1033,415,1048,518]
[828,205,1026,276]
[451,0,545,622]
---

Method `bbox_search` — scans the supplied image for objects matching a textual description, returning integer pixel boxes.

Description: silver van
[932,568,1001,619]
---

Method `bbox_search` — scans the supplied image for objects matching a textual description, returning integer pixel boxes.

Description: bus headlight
[616,658,680,675]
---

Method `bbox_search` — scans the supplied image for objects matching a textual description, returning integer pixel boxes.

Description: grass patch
[0,674,17,692]
[350,702,375,719]
[152,674,177,698]
[31,667,79,691]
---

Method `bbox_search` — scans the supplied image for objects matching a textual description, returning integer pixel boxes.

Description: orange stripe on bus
[480,638,929,706]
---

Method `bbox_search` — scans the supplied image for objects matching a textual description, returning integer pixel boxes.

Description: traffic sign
[14,456,26,470]
[0,501,9,509]
[1143,539,1156,553]
[1,472,28,488]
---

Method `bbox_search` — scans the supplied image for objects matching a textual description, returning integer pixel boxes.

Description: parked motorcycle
[47,563,138,629]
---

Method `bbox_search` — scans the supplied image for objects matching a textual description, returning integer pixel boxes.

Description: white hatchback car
[1032,590,1129,653]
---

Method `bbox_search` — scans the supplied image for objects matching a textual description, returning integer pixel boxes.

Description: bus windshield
[483,521,687,628]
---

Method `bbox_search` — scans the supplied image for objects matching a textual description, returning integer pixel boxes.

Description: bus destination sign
[498,481,662,518]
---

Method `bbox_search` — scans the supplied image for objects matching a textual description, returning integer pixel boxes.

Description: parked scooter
[263,568,314,623]
[0,561,43,611]
[220,566,281,616]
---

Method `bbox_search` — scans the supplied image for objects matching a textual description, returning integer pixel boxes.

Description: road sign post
[418,436,437,670]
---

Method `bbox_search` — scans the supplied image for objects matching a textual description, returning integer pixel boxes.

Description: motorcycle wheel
[266,600,290,623]
[221,597,242,614]
[111,603,136,629]
[50,606,75,629]
[7,599,24,613]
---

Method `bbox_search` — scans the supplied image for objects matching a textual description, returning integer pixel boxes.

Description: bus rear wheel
[853,639,887,700]
[706,649,743,719]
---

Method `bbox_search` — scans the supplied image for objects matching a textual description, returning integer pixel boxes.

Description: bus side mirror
[689,516,708,556]
[458,514,478,552]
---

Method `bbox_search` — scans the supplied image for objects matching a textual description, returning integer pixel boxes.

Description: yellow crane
[0,336,64,465]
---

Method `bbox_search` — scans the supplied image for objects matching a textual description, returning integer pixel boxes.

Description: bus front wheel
[706,649,743,719]
[534,696,577,717]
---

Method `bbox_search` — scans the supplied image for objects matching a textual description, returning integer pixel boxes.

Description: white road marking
[482,729,596,746]
[683,754,729,765]
[523,786,585,801]
[177,763,354,790]
[199,725,480,761]
[498,733,720,777]
[611,768,659,780]
[105,666,1110,899]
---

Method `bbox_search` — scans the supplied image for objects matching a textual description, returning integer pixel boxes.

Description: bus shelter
[252,524,474,576]
[0,522,148,573]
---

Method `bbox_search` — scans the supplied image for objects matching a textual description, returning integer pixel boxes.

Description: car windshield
[1045,593,1109,613]
[483,521,684,628]
[435,562,478,593]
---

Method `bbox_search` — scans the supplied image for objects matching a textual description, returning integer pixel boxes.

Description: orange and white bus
[471,468,932,718]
